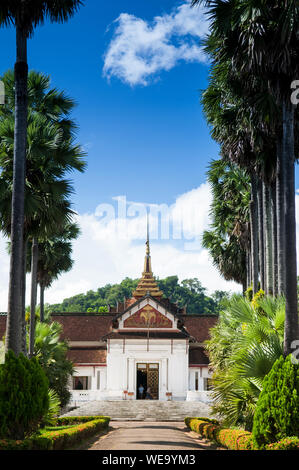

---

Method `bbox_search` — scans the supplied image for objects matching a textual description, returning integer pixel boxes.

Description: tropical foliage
[192,0,299,356]
[0,0,84,357]
[206,293,285,430]
[203,160,250,291]
[34,321,73,408]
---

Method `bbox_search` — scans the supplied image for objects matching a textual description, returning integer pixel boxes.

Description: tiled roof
[51,314,116,342]
[181,315,218,343]
[189,347,210,365]
[67,347,107,364]
[50,312,218,343]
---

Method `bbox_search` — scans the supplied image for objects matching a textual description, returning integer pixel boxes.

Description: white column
[161,358,167,399]
[128,358,135,396]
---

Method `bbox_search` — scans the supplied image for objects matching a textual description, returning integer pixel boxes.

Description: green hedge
[0,416,110,450]
[186,417,299,451]
[265,437,299,450]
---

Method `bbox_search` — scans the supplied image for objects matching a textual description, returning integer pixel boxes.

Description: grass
[41,425,77,432]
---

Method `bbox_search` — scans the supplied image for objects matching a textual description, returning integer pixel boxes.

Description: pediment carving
[123,305,172,328]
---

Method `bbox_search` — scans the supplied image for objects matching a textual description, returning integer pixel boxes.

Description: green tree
[192,0,299,356]
[202,160,250,291]
[252,355,299,448]
[34,321,73,408]
[36,222,80,322]
[206,294,285,430]
[0,0,84,357]
[0,71,86,354]
[0,350,49,439]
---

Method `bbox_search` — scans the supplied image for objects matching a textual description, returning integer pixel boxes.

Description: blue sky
[1,0,218,212]
[0,1,298,307]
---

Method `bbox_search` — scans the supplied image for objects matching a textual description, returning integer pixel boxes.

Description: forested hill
[49,276,230,315]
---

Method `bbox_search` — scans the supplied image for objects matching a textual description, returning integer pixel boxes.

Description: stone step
[62,400,213,421]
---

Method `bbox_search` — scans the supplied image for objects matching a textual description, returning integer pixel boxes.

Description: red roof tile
[189,347,210,365]
[67,347,107,364]
[51,314,115,342]
[181,315,218,343]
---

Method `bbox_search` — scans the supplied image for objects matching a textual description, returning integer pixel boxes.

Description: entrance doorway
[136,363,159,400]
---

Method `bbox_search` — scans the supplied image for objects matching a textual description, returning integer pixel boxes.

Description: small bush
[252,355,299,449]
[0,351,49,439]
[266,437,299,450]
[184,416,219,428]
[215,428,253,450]
[185,417,253,450]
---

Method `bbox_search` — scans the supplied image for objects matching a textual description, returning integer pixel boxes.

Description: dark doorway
[136,363,159,400]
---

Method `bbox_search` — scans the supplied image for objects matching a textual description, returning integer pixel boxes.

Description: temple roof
[132,219,163,299]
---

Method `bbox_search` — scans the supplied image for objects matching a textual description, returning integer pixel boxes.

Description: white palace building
[0,237,217,403]
[52,236,217,404]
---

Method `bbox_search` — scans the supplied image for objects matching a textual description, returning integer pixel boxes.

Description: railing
[71,390,98,402]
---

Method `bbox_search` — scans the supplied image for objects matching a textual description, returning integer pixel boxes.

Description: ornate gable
[124,305,172,329]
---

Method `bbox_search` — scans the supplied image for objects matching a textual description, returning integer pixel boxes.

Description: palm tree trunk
[257,178,265,291]
[40,283,45,323]
[282,98,298,356]
[21,237,28,355]
[276,139,286,296]
[250,174,259,294]
[29,238,38,357]
[263,182,273,295]
[246,249,251,290]
[5,25,28,356]
[271,180,278,296]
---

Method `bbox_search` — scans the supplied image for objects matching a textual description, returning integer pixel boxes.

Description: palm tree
[0,112,85,354]
[206,294,285,429]
[32,222,80,323]
[34,321,74,407]
[202,159,251,292]
[0,70,86,354]
[0,0,84,356]
[192,0,299,354]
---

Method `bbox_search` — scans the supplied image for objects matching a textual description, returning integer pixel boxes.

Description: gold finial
[132,211,163,299]
[146,211,150,256]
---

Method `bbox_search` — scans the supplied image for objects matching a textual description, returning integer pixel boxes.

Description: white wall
[106,339,189,400]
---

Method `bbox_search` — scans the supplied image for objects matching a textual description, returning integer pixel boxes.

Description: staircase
[61,400,213,421]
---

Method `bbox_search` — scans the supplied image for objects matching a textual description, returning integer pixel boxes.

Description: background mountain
[49,276,229,315]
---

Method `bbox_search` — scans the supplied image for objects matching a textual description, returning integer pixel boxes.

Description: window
[203,378,213,391]
[73,376,89,390]
[195,371,199,391]
[97,371,101,390]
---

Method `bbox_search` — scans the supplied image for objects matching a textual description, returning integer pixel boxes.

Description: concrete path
[78,421,225,451]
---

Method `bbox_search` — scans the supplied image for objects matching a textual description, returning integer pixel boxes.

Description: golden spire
[132,212,163,299]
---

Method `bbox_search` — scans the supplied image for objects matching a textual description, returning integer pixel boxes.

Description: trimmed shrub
[0,416,110,450]
[266,437,299,450]
[252,355,299,449]
[185,417,253,450]
[184,416,219,428]
[214,428,253,450]
[0,351,49,439]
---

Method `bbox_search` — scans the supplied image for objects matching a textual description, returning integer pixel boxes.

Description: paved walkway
[77,421,225,451]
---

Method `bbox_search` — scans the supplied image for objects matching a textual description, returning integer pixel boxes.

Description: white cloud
[0,182,242,310]
[103,1,209,86]
[1,185,299,311]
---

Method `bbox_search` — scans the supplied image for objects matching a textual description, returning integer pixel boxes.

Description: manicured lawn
[42,425,77,432]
